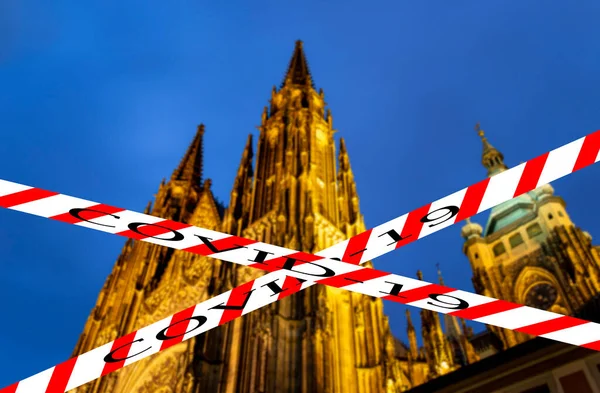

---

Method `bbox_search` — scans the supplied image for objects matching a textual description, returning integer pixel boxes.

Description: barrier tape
[1,130,599,392]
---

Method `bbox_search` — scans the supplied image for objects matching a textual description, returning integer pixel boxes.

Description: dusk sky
[2,0,600,386]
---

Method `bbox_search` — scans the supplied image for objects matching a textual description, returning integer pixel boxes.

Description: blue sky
[1,0,600,386]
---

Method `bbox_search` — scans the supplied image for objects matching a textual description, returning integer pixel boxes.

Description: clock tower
[460,124,600,350]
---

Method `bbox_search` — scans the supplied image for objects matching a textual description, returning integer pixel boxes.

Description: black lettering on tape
[420,205,460,228]
[261,277,307,296]
[104,338,151,363]
[280,256,336,278]
[194,235,249,253]
[156,315,208,341]
[427,293,469,310]
[379,281,407,298]
[69,208,120,228]
[378,229,412,246]
[248,249,275,263]
[210,290,256,311]
[128,222,185,241]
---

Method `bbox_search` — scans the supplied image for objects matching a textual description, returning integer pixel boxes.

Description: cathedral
[71,41,600,392]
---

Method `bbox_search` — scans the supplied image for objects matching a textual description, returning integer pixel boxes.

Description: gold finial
[466,217,472,224]
[416,270,423,280]
[475,122,485,139]
[474,122,506,176]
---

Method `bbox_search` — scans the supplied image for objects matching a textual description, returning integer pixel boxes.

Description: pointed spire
[225,134,254,234]
[242,134,253,162]
[232,134,254,192]
[461,318,470,337]
[406,309,419,359]
[339,137,347,154]
[436,263,463,342]
[475,122,494,153]
[281,40,315,88]
[144,200,153,214]
[436,263,445,286]
[406,309,414,329]
[171,124,205,185]
[444,314,462,341]
[337,137,361,226]
[474,123,507,177]
[459,318,480,364]
[338,137,349,171]
[231,133,253,174]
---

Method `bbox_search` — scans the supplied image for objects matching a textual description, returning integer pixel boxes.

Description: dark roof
[406,295,600,393]
[394,337,410,358]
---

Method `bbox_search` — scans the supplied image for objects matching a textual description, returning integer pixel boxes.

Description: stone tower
[460,124,600,349]
[71,41,409,393]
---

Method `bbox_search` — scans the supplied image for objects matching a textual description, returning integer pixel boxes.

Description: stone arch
[513,266,566,309]
[114,342,189,393]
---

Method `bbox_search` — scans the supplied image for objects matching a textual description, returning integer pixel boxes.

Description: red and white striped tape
[1,130,599,392]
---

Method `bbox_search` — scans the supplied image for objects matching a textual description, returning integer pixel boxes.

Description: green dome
[484,191,536,236]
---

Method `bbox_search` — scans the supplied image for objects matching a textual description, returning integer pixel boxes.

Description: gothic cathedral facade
[71,41,412,393]
[71,41,600,393]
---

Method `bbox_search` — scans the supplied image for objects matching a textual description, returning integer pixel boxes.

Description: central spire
[281,40,315,88]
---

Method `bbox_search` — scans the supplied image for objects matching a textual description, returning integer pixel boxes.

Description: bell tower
[461,124,600,349]
[248,40,340,244]
[221,40,405,393]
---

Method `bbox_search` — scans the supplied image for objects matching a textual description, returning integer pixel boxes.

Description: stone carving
[182,255,213,286]
[237,265,262,286]
[138,285,204,329]
[134,355,179,393]
[145,283,175,313]
[95,324,118,347]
